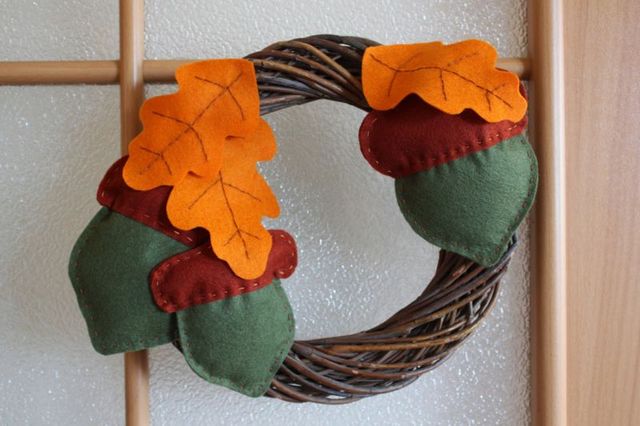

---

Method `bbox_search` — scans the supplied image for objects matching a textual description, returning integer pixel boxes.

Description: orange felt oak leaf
[362,40,527,123]
[123,59,260,190]
[166,119,280,279]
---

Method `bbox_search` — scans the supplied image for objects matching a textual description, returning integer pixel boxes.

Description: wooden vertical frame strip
[528,0,567,425]
[120,0,148,425]
[120,0,145,155]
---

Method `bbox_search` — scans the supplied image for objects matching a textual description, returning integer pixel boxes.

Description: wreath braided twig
[242,35,517,404]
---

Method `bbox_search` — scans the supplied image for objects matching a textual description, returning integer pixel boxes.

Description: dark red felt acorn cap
[97,156,209,247]
[150,230,297,313]
[359,85,528,178]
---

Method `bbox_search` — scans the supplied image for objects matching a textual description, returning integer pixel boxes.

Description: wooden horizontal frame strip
[0,57,530,85]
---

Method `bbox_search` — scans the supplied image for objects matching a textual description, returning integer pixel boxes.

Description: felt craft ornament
[69,35,538,403]
[123,59,276,279]
[362,40,527,122]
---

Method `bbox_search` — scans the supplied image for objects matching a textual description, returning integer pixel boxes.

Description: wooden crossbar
[0,58,531,85]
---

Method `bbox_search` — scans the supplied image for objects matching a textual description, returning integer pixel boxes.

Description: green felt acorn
[359,91,537,266]
[176,281,294,397]
[69,157,297,397]
[359,41,536,266]
[69,58,299,398]
[395,134,537,265]
[69,208,183,354]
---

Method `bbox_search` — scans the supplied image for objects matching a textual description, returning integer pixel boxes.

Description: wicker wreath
[245,35,517,403]
[70,34,535,405]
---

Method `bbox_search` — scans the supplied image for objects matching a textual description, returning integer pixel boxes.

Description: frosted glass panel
[0,1,529,425]
[0,1,118,60]
[0,86,121,424]
[145,0,527,58]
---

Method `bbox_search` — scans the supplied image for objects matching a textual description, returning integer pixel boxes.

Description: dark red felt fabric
[97,156,208,247]
[150,230,297,313]
[359,91,528,178]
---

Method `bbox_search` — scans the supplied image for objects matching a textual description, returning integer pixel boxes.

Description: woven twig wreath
[250,35,524,403]
[69,35,536,404]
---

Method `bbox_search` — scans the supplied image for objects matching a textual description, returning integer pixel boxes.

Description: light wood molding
[528,0,568,425]
[119,1,149,425]
[565,0,640,424]
[0,58,530,85]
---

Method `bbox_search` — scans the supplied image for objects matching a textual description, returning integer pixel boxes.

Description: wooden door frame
[528,1,567,425]
[0,0,567,424]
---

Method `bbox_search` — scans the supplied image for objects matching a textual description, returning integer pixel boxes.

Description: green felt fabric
[395,135,538,266]
[69,208,186,354]
[69,207,296,396]
[177,280,294,397]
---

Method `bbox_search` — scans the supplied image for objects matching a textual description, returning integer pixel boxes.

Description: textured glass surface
[0,1,118,60]
[0,1,529,424]
[0,86,122,424]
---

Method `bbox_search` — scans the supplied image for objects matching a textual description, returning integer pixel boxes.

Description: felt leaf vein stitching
[188,170,263,259]
[137,71,245,178]
[362,40,527,123]
[368,53,513,111]
[166,119,280,279]
[371,52,513,110]
[195,75,246,120]
[123,59,260,191]
[121,59,277,278]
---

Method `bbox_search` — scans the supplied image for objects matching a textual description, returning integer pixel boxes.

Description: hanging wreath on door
[69,34,537,403]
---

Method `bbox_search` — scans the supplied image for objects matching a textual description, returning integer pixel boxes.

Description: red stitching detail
[366,122,524,177]
[153,231,297,312]
[99,162,198,246]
